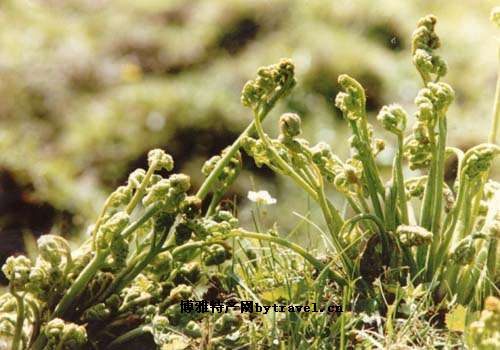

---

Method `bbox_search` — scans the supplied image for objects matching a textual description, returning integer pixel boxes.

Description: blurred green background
[0,0,498,270]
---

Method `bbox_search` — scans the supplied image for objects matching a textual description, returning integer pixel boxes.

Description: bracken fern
[0,12,499,350]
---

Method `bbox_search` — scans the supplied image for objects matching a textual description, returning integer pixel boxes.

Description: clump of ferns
[0,13,499,350]
[0,145,253,349]
[240,14,500,311]
[0,59,310,350]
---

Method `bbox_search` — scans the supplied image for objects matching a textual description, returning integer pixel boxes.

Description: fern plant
[0,13,498,350]
[240,14,499,307]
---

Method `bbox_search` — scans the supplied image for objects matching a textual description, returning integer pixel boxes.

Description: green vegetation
[0,6,499,350]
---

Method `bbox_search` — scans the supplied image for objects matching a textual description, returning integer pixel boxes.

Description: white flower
[247,190,277,205]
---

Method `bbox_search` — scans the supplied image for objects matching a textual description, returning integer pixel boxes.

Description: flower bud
[185,218,209,239]
[342,161,362,190]
[413,50,447,81]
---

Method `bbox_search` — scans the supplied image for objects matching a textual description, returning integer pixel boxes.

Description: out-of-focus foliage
[0,0,498,236]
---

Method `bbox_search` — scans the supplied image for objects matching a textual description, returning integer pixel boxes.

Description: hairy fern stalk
[0,13,499,350]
